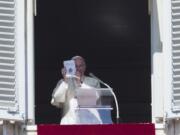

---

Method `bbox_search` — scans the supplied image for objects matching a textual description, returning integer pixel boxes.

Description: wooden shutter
[0,0,28,121]
[0,0,16,109]
[171,0,180,112]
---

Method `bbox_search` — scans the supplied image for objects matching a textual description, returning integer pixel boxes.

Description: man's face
[74,58,86,77]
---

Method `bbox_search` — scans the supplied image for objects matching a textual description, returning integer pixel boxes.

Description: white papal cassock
[51,76,103,125]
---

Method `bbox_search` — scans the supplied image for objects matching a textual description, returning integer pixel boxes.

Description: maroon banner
[38,123,155,135]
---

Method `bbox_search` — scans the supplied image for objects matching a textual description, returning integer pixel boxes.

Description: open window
[35,0,151,123]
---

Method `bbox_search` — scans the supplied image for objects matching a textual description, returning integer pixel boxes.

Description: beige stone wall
[155,120,180,135]
[25,125,37,135]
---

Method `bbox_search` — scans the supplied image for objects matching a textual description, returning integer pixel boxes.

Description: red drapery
[38,123,155,135]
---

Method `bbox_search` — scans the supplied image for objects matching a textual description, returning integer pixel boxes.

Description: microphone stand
[89,73,120,124]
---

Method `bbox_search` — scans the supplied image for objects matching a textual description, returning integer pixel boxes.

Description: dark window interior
[35,0,151,124]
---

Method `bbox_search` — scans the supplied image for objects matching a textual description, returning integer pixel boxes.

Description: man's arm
[51,79,68,108]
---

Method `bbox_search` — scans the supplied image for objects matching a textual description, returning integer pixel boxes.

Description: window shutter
[0,0,16,108]
[0,0,28,121]
[171,0,180,112]
[152,0,180,120]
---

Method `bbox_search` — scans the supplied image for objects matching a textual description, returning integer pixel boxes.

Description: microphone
[89,73,120,124]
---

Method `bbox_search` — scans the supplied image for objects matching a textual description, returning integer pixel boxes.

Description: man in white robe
[51,56,103,124]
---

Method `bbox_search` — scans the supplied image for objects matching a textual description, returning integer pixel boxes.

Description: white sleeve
[51,81,68,108]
